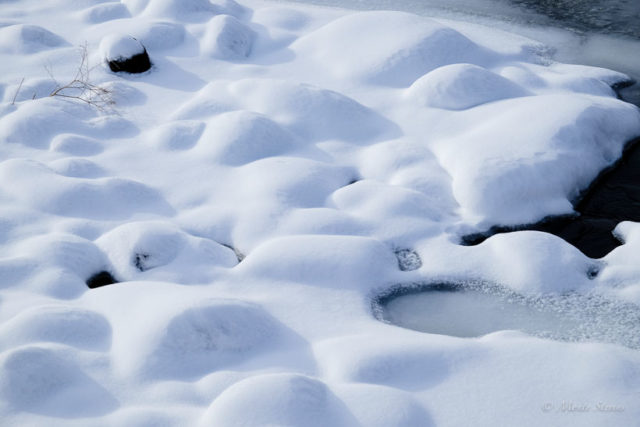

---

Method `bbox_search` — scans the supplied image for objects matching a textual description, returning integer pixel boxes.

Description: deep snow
[0,0,639,426]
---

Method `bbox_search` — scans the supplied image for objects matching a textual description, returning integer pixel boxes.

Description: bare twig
[11,77,24,105]
[48,43,114,111]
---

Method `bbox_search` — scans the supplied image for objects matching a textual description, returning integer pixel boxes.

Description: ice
[1,0,639,425]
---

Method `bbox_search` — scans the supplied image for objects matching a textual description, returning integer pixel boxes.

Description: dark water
[510,0,640,39]
[464,133,640,259]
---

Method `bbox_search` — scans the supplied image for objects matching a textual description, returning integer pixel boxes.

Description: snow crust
[1,0,639,426]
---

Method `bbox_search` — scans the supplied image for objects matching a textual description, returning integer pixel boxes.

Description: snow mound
[293,11,495,87]
[478,231,597,293]
[50,133,104,156]
[48,157,106,178]
[202,14,255,60]
[137,0,217,21]
[95,221,237,282]
[0,306,111,351]
[407,63,530,110]
[135,21,186,51]
[114,298,284,379]
[2,78,57,103]
[147,120,205,151]
[332,180,443,222]
[79,2,130,24]
[0,24,68,54]
[0,96,100,149]
[0,346,117,417]
[434,94,640,226]
[14,232,110,280]
[196,111,295,165]
[228,79,399,142]
[315,334,453,390]
[238,235,397,288]
[99,34,145,61]
[200,373,356,427]
[0,159,173,220]
[334,383,433,427]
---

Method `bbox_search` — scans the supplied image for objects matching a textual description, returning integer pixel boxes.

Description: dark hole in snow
[395,249,422,271]
[374,282,640,349]
[108,49,152,74]
[134,253,150,272]
[221,243,245,263]
[86,271,118,289]
[461,84,640,259]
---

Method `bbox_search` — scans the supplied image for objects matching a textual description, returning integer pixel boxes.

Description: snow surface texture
[1,0,640,426]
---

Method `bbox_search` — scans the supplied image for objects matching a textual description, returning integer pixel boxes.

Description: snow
[99,34,146,61]
[1,0,639,426]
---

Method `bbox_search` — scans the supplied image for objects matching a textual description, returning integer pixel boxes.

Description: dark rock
[86,271,118,289]
[107,49,151,74]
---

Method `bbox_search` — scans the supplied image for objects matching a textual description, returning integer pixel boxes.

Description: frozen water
[380,282,640,349]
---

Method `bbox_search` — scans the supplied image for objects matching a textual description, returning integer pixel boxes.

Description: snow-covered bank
[1,0,640,426]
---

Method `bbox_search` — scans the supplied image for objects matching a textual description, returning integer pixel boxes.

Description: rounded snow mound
[96,221,237,282]
[99,34,151,73]
[200,373,356,427]
[238,235,397,288]
[2,78,57,103]
[131,299,283,378]
[227,78,399,142]
[0,346,117,417]
[134,0,217,21]
[196,110,296,165]
[0,159,173,220]
[0,24,68,54]
[293,11,495,87]
[202,14,255,60]
[14,232,110,281]
[408,63,530,110]
[100,34,146,61]
[50,133,104,156]
[135,21,186,51]
[79,2,130,24]
[147,120,205,151]
[0,305,111,351]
